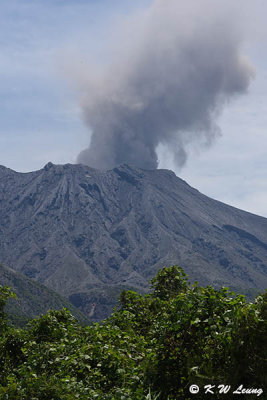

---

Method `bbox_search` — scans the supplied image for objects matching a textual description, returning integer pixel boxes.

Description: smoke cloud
[76,0,254,170]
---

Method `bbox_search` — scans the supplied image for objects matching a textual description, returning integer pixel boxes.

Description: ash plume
[76,0,254,170]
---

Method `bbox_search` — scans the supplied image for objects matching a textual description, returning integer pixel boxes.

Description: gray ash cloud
[77,0,254,170]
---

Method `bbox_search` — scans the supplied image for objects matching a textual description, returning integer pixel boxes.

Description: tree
[0,286,16,333]
[0,268,266,399]
[150,265,188,300]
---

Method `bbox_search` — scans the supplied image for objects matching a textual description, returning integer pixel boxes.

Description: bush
[0,267,266,399]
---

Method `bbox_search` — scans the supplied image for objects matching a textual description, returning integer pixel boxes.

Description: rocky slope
[0,163,266,319]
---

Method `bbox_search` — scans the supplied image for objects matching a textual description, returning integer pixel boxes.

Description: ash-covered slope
[0,163,266,319]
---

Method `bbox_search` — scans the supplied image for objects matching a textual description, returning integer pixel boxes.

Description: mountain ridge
[0,263,90,326]
[0,162,266,319]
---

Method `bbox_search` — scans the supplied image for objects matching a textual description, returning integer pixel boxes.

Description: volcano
[0,163,266,319]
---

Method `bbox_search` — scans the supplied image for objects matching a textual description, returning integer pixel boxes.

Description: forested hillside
[0,266,266,399]
[0,264,89,326]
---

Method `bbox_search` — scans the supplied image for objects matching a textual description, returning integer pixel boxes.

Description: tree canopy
[0,266,266,399]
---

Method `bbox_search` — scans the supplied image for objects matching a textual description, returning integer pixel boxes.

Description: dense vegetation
[0,264,90,327]
[0,266,266,399]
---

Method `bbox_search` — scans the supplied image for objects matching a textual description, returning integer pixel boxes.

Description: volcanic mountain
[0,163,266,319]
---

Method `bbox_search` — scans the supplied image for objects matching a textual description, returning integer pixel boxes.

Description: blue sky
[0,0,151,169]
[0,0,267,217]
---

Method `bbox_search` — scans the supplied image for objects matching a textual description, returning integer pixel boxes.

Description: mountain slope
[0,163,266,319]
[0,263,90,326]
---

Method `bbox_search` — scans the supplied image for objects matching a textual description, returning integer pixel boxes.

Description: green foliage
[0,267,266,399]
[0,263,90,327]
[0,287,16,333]
[150,266,188,300]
